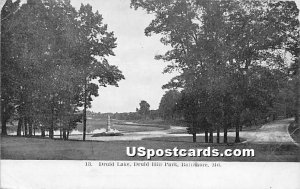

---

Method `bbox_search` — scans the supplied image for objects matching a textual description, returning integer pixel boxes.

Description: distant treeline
[86,110,162,121]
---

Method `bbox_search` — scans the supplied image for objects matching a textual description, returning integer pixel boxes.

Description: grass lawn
[1,136,299,161]
[146,135,243,143]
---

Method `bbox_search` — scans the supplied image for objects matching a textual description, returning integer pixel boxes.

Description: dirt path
[228,118,297,145]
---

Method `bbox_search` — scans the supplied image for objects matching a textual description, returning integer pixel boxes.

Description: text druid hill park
[86,161,221,168]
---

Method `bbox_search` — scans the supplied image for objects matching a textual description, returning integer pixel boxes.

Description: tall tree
[1,0,21,135]
[138,100,150,119]
[76,4,124,140]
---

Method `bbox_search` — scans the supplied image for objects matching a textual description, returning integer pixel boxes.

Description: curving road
[229,118,298,145]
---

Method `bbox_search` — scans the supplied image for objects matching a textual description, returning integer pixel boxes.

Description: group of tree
[1,0,124,140]
[132,0,300,143]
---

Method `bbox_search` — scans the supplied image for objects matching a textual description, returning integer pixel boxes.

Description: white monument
[105,115,120,134]
[107,115,112,132]
[92,115,122,137]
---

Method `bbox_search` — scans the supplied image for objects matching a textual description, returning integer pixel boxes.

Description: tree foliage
[1,0,124,138]
[138,100,150,119]
[132,0,299,142]
[158,90,182,120]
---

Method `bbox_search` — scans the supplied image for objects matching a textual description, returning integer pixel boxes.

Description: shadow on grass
[144,135,245,145]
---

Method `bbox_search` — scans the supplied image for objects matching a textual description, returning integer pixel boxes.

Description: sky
[70,0,177,113]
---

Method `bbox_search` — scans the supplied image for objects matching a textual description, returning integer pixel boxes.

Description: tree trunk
[205,129,208,143]
[28,118,33,136]
[224,125,228,143]
[1,118,8,136]
[50,99,54,139]
[49,124,54,139]
[83,78,87,141]
[24,117,28,136]
[17,117,23,136]
[59,119,62,139]
[216,126,220,143]
[192,133,196,143]
[235,116,240,143]
[22,119,25,136]
[63,129,67,140]
[209,129,213,143]
[41,127,45,137]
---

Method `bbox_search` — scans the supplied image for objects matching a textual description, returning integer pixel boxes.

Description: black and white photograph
[1,0,300,188]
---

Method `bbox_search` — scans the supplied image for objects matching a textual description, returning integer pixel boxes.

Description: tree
[178,90,204,143]
[138,100,150,119]
[158,90,181,120]
[294,56,300,127]
[1,0,21,135]
[286,22,300,127]
[76,4,124,141]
